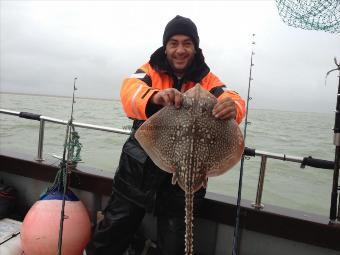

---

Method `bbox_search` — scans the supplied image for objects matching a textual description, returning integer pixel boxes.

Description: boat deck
[0,218,22,255]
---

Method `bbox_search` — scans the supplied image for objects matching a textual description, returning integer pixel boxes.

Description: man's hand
[212,97,236,120]
[151,88,183,108]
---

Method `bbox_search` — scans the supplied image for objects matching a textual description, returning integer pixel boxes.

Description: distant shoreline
[0,91,119,102]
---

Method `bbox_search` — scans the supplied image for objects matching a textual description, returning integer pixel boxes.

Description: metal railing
[0,108,338,221]
[0,109,131,161]
[242,148,334,210]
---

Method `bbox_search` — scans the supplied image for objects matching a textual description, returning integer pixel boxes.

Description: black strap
[18,112,41,121]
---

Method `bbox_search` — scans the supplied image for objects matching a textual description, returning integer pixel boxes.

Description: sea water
[0,93,335,217]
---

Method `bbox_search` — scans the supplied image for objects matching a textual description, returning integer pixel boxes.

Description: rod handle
[301,156,334,170]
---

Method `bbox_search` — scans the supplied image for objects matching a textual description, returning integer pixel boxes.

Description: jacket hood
[149,46,210,83]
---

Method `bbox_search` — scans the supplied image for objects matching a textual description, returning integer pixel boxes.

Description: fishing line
[231,34,256,255]
[47,158,63,167]
[57,77,78,255]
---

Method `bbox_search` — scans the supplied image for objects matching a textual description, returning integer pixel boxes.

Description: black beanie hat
[163,15,199,48]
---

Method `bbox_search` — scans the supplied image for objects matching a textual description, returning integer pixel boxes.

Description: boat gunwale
[0,149,339,251]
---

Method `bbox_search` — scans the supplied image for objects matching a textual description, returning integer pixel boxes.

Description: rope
[67,126,83,165]
[42,127,82,196]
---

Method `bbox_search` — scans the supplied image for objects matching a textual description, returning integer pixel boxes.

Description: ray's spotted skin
[135,84,244,255]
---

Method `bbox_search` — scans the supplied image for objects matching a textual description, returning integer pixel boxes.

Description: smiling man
[166,34,196,76]
[90,15,246,255]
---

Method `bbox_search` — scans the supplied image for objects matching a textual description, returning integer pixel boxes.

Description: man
[91,15,245,255]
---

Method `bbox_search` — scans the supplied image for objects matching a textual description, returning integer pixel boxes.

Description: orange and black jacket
[113,47,245,210]
[121,47,246,125]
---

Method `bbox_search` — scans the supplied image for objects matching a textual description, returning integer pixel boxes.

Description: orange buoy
[21,189,91,255]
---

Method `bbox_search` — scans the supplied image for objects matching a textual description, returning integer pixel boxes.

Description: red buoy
[21,190,91,255]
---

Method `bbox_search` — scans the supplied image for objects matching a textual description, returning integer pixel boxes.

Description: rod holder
[92,193,103,226]
[252,155,268,209]
[36,119,45,161]
[337,190,340,221]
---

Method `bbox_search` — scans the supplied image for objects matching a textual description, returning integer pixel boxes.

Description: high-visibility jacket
[120,47,246,124]
[112,47,246,210]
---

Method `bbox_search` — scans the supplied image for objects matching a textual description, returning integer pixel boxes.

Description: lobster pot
[20,190,91,255]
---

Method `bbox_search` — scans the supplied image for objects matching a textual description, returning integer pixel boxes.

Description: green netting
[276,0,340,33]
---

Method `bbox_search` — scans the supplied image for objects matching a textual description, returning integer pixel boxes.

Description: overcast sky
[0,0,339,113]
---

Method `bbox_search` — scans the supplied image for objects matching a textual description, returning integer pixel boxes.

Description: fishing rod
[57,77,78,255]
[231,34,256,255]
[326,58,340,223]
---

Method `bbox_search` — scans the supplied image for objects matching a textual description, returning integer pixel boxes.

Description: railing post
[252,155,267,209]
[36,119,45,161]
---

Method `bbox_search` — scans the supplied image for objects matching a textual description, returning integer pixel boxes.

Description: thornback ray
[135,84,244,255]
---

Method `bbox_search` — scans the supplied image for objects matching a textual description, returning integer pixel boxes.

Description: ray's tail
[185,191,194,255]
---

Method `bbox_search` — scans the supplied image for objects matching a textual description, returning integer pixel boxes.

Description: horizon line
[0,91,119,102]
[0,91,333,115]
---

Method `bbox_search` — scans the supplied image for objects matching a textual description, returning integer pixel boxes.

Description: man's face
[165,35,196,76]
